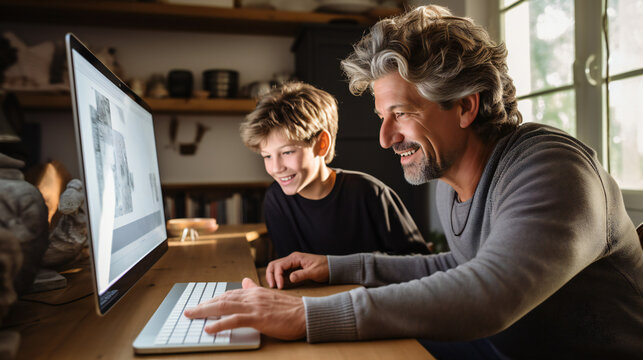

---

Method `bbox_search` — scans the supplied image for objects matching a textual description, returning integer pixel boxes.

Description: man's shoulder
[496,123,599,170]
[505,123,593,154]
[490,123,606,197]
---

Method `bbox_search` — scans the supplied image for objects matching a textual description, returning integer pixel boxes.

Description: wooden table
[3,225,433,359]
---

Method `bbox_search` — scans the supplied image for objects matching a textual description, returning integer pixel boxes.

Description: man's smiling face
[373,72,466,184]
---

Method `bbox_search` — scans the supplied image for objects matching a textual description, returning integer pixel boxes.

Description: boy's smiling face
[260,129,324,198]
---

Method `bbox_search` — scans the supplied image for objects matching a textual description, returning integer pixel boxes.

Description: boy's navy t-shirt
[264,169,429,258]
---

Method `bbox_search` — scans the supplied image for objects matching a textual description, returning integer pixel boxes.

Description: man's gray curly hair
[341,5,522,142]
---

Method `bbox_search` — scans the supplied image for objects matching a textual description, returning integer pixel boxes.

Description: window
[500,0,643,218]
[503,0,576,135]
[604,1,643,192]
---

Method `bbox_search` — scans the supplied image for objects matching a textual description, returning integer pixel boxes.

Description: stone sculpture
[0,228,21,320]
[0,228,21,360]
[0,152,48,296]
[0,154,89,360]
[42,179,88,268]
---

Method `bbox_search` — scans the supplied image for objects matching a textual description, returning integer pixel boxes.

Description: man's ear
[458,93,480,129]
[315,130,331,157]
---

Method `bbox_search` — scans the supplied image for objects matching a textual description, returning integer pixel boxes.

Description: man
[186,6,643,358]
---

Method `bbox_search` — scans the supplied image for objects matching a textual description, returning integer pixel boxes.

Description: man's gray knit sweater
[302,123,643,358]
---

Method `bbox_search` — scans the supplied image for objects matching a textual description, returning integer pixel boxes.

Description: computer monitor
[66,33,168,315]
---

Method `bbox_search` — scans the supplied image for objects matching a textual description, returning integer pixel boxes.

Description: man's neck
[441,134,496,202]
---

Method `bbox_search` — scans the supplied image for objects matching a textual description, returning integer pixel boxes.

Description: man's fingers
[289,269,306,283]
[195,287,243,305]
[266,252,308,289]
[184,300,249,319]
[266,262,275,288]
[242,277,258,289]
[274,262,285,289]
[204,314,254,334]
[184,305,209,319]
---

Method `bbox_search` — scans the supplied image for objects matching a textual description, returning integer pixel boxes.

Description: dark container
[167,70,193,98]
[203,69,238,98]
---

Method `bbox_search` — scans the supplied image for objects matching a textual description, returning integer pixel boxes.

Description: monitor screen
[66,33,167,314]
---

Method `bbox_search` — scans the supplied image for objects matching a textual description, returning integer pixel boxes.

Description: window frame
[498,0,643,217]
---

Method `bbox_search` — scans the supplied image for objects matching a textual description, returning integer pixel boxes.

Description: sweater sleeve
[327,252,459,285]
[304,143,609,343]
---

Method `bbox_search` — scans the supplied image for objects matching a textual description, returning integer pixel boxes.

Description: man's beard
[396,143,450,185]
[401,155,443,185]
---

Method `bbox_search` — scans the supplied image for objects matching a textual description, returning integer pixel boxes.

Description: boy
[239,82,430,258]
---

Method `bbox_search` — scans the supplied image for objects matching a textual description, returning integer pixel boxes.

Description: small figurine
[146,74,169,99]
[94,46,124,80]
[42,179,88,269]
[1,32,55,90]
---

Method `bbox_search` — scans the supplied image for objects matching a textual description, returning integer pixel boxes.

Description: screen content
[72,49,166,295]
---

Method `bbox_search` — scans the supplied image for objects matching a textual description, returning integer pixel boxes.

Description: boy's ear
[458,93,479,129]
[315,130,331,157]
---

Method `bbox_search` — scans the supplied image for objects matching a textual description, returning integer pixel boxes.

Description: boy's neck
[298,165,336,200]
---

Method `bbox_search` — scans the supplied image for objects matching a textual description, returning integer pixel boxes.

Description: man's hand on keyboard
[183,278,306,340]
[265,252,329,289]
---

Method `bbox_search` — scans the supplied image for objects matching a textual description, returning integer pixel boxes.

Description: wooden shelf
[162,182,271,191]
[0,0,400,36]
[14,91,257,114]
[146,97,256,114]
[161,181,272,196]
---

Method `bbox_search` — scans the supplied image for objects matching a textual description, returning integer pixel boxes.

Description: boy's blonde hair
[240,82,339,164]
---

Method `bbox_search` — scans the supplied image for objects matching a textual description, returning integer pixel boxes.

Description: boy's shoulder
[334,168,391,194]
[266,180,285,196]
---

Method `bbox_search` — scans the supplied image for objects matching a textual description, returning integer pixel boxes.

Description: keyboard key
[200,332,216,344]
[154,336,169,345]
[184,335,200,343]
[214,329,231,344]
[168,335,185,344]
[154,282,231,346]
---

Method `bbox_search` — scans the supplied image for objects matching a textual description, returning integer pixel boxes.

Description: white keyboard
[154,282,231,345]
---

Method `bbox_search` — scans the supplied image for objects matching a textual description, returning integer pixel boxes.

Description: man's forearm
[328,252,454,286]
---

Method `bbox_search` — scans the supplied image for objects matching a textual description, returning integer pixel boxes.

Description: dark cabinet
[293,24,430,240]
